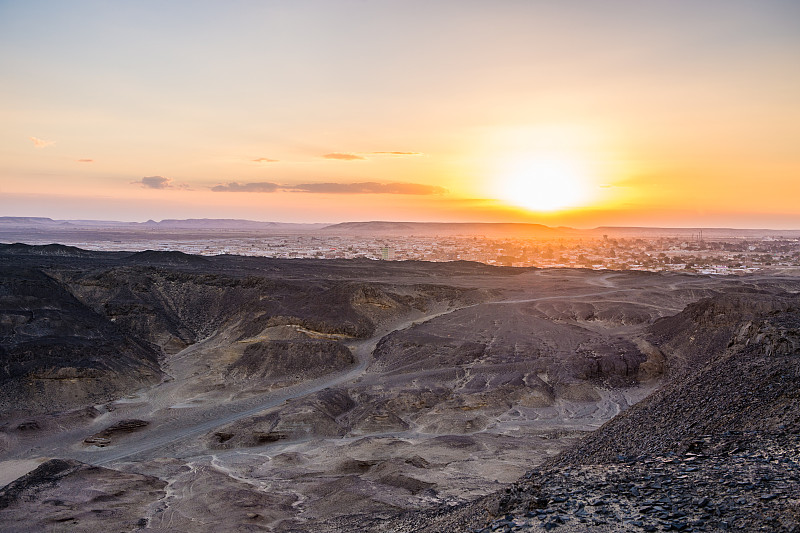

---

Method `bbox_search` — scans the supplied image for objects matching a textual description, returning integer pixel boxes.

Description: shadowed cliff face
[59,268,476,351]
[61,268,379,349]
[0,267,161,416]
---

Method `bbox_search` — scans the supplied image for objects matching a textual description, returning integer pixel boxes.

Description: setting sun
[495,156,594,212]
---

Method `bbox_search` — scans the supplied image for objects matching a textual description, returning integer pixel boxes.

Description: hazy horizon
[6,215,800,234]
[2,1,799,229]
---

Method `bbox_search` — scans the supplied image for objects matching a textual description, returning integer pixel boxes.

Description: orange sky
[1,1,799,228]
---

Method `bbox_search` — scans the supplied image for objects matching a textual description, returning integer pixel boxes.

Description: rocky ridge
[381,291,800,532]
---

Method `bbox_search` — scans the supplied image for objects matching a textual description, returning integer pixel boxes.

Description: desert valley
[1,240,798,532]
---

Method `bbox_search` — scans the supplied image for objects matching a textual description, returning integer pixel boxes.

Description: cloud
[211,181,446,195]
[322,153,366,161]
[131,176,193,190]
[30,136,54,148]
[289,182,446,195]
[321,151,422,160]
[211,182,280,192]
[134,176,173,189]
[77,159,94,163]
[252,157,279,163]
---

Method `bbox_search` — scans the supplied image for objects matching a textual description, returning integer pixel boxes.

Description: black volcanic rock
[209,388,358,448]
[0,243,98,258]
[228,339,354,382]
[8,242,800,532]
[463,431,800,533]
[83,419,150,447]
[61,269,437,350]
[371,301,652,403]
[0,267,161,416]
[548,292,800,465]
[124,249,212,265]
[646,291,795,377]
[385,291,800,532]
[0,244,481,419]
[0,459,167,531]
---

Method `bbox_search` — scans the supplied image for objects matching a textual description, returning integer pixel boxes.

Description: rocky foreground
[376,292,800,532]
[483,431,798,532]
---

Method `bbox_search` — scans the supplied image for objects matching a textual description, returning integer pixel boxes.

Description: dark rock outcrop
[209,388,358,448]
[0,268,161,416]
[0,245,478,416]
[384,291,800,532]
[83,419,150,447]
[0,459,166,532]
[548,292,800,465]
[228,339,354,383]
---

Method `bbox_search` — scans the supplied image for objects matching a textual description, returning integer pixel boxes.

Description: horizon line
[2,216,800,233]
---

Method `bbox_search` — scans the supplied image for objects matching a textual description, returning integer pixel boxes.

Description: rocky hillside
[0,267,161,416]
[0,459,167,532]
[549,291,800,463]
[391,290,800,532]
[0,246,481,416]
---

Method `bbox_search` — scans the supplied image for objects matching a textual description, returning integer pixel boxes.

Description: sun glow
[495,155,594,212]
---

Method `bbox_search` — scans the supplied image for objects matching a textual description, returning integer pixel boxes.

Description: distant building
[381,246,395,260]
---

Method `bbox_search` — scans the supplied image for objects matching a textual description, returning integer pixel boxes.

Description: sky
[1,0,799,228]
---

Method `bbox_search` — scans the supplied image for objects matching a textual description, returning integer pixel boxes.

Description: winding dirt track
[73,306,459,465]
[0,275,653,471]
[62,285,644,467]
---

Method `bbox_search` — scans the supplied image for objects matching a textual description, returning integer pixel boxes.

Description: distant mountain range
[0,217,327,231]
[322,221,800,238]
[1,217,799,238]
[320,221,564,236]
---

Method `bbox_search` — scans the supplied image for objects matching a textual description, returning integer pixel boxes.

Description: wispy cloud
[134,176,173,189]
[289,182,446,194]
[321,151,422,160]
[30,136,54,148]
[252,157,279,163]
[77,159,94,163]
[211,182,280,192]
[322,153,366,161]
[211,181,446,195]
[131,176,193,190]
